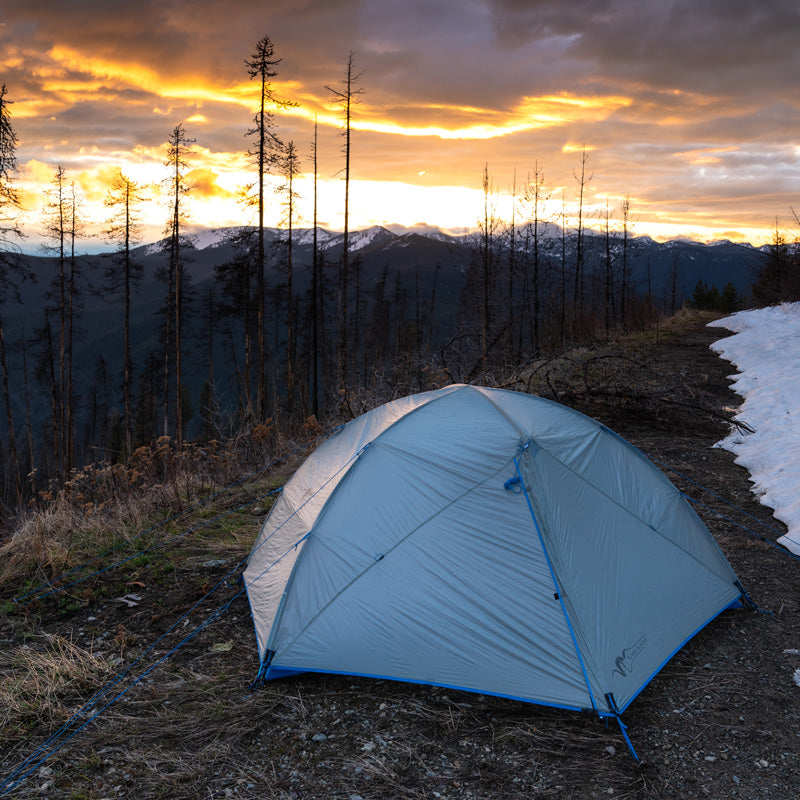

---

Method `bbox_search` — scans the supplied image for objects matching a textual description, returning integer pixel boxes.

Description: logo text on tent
[612,635,647,678]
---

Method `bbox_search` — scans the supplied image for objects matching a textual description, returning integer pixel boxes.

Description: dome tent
[243,384,746,755]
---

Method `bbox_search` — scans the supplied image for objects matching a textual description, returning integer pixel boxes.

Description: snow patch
[709,303,800,556]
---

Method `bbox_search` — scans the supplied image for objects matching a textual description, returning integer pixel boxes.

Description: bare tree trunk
[480,164,493,373]
[326,52,363,410]
[311,119,320,418]
[0,311,22,504]
[621,195,631,331]
[572,147,590,327]
[560,195,567,346]
[56,170,66,474]
[604,199,613,338]
[123,184,132,456]
[245,36,293,422]
[66,185,78,474]
[20,330,35,495]
[173,176,182,446]
[284,141,297,416]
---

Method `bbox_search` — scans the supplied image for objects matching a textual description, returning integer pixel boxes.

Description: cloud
[2,0,799,244]
[185,167,236,199]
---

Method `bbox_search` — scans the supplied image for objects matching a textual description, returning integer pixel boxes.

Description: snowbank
[708,303,800,556]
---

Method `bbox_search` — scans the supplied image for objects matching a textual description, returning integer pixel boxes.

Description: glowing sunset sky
[3,0,800,247]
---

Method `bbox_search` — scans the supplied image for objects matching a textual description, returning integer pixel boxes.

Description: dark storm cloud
[487,0,800,97]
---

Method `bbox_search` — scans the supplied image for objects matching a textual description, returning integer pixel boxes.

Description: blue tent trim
[259,663,589,715]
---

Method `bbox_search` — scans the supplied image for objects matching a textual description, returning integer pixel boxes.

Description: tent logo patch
[612,635,647,678]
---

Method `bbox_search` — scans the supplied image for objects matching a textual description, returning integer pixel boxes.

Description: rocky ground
[1,310,799,800]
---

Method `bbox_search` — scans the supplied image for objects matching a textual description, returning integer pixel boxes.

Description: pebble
[312,733,328,742]
[605,746,616,756]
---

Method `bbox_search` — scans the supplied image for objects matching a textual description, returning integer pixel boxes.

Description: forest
[0,40,787,514]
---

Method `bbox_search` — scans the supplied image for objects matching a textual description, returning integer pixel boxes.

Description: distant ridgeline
[0,224,765,488]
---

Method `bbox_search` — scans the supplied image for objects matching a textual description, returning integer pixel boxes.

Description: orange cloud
[674,146,739,166]
[186,168,235,199]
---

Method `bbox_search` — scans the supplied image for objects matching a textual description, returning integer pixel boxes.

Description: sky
[709,303,800,557]
[3,0,800,248]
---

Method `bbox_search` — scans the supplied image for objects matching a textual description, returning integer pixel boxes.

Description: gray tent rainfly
[243,384,748,757]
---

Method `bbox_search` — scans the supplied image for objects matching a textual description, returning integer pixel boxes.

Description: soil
[1,310,799,800]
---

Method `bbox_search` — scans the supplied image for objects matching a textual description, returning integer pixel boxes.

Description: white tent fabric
[244,384,743,718]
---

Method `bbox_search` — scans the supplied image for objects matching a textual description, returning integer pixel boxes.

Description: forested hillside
[0,222,768,509]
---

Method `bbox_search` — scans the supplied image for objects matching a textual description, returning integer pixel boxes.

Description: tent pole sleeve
[513,454,600,713]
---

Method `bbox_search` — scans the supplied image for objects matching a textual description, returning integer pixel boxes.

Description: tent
[243,384,746,753]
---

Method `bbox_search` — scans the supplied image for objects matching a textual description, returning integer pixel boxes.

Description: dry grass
[0,632,115,738]
[0,441,293,596]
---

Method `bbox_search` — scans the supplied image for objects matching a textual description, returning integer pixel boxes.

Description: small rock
[704,756,717,762]
[115,594,141,607]
[605,746,616,756]
[312,733,328,743]
[201,559,228,568]
[757,759,769,768]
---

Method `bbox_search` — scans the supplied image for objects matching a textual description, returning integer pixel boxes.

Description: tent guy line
[0,441,362,797]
